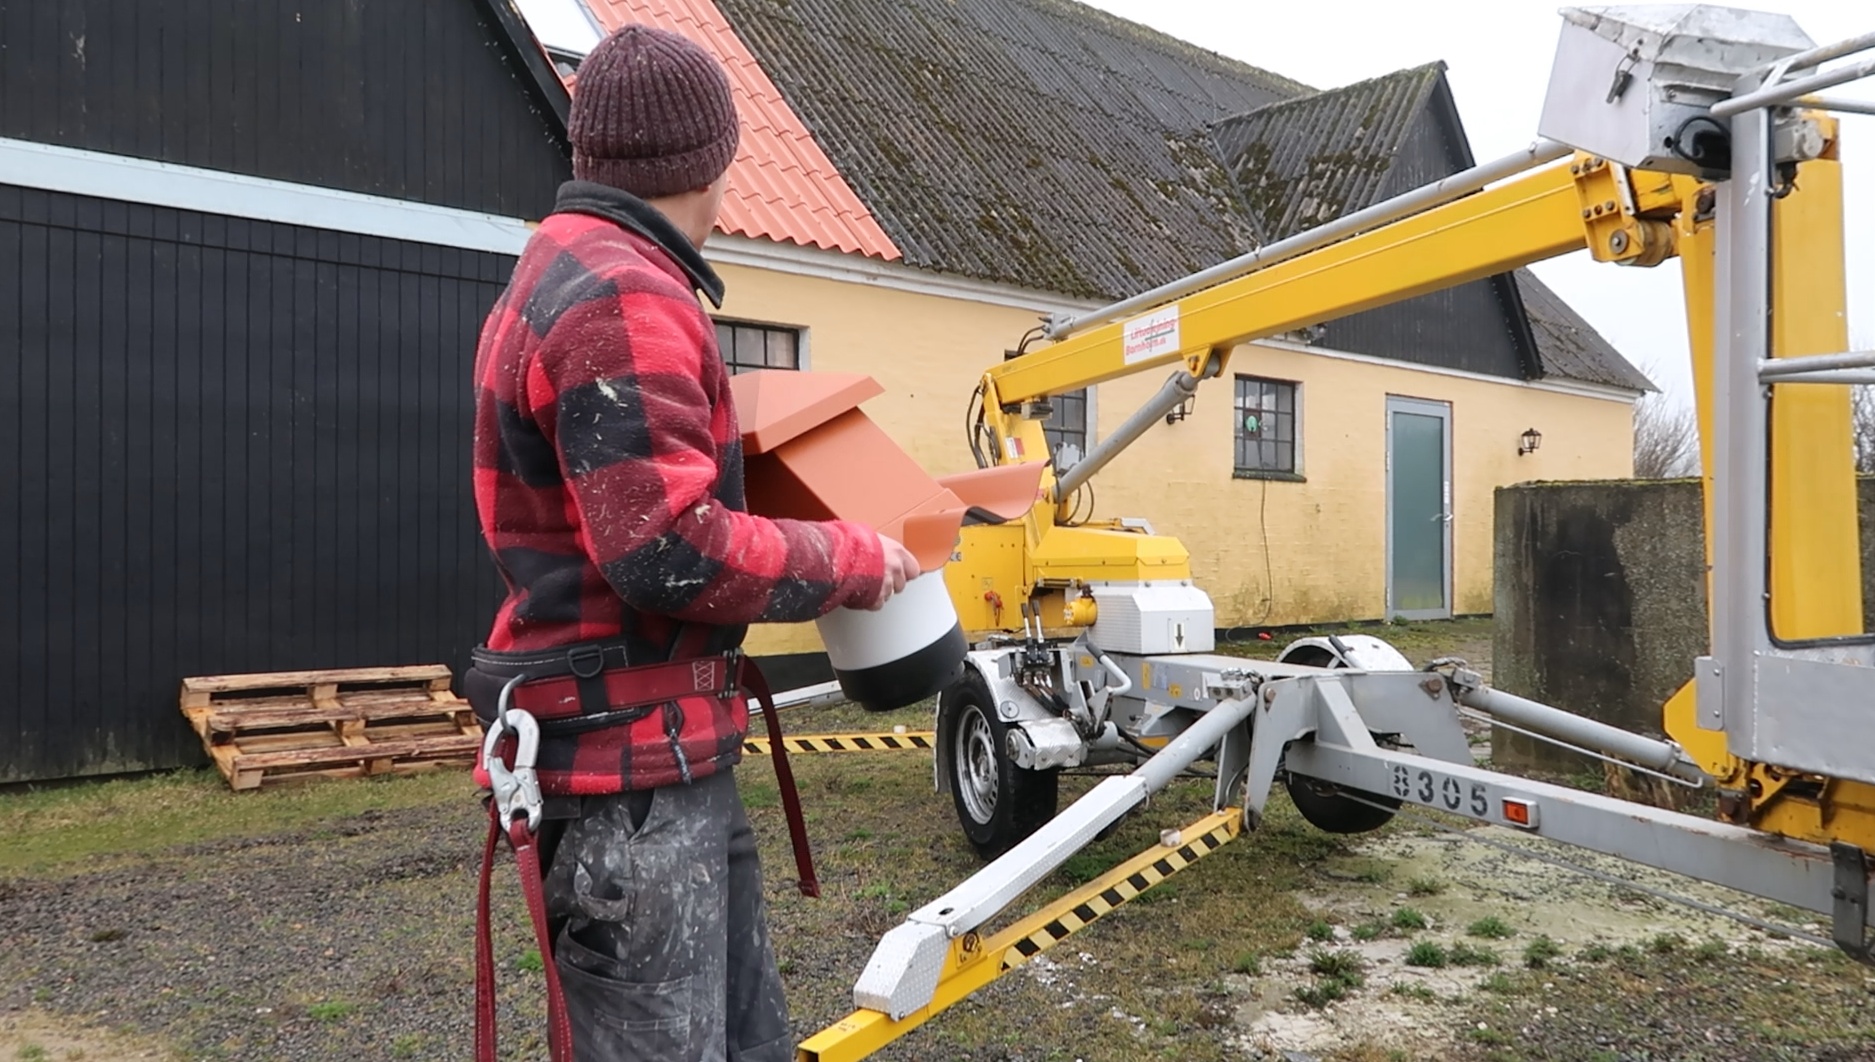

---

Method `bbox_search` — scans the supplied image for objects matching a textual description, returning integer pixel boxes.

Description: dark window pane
[709,319,803,374]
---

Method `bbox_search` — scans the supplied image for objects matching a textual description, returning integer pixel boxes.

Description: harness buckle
[482,674,544,833]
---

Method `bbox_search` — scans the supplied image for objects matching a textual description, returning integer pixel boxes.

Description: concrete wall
[1491,477,1875,771]
[712,259,1641,656]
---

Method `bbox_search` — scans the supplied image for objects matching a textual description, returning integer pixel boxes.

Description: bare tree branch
[1853,385,1875,475]
[1633,392,1700,479]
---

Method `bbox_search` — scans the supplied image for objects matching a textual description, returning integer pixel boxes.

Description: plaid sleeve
[527,286,886,626]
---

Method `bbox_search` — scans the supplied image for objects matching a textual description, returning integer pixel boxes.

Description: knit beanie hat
[568,25,741,198]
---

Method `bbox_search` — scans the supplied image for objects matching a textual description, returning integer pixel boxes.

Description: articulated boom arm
[954,147,1693,634]
[987,156,1677,412]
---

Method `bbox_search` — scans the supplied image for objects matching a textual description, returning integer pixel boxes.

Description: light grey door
[1386,397,1452,620]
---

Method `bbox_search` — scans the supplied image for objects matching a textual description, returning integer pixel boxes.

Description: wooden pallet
[180,665,482,791]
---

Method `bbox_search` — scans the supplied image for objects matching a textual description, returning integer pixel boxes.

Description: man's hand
[868,535,923,610]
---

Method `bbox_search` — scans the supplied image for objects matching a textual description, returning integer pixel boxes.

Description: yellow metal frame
[962,136,1869,842]
[1662,119,1866,841]
[887,130,1871,1062]
[796,809,1243,1062]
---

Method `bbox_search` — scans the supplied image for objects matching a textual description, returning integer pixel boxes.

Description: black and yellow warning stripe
[999,814,1239,970]
[796,807,1244,1062]
[743,731,935,756]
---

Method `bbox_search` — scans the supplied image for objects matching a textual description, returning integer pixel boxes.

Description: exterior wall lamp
[1519,427,1543,455]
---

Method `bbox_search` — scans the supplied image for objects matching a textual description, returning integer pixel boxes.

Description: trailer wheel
[1284,773,1400,834]
[939,669,1059,860]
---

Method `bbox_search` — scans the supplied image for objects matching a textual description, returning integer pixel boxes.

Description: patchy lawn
[1,619,1858,1062]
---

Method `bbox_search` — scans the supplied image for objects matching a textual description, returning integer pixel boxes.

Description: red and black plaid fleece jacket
[471,181,886,793]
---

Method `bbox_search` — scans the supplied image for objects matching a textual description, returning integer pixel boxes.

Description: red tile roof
[582,0,900,261]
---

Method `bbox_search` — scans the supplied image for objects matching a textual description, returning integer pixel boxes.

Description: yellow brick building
[536,0,1649,671]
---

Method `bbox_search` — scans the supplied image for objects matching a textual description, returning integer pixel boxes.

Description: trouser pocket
[556,927,703,1059]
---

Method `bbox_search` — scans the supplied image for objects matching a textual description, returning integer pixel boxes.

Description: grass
[1215,616,1493,664]
[1294,949,1366,1009]
[1306,919,1335,941]
[1467,916,1514,939]
[1448,941,1501,967]
[1523,935,1564,968]
[0,768,473,876]
[1308,949,1364,980]
[1479,972,1516,994]
[1390,907,1427,931]
[306,1000,355,1023]
[1468,1025,1514,1046]
[1455,941,1875,1059]
[18,1047,47,1062]
[6,616,1860,1062]
[1647,931,1686,954]
[516,950,544,974]
[1405,941,1448,968]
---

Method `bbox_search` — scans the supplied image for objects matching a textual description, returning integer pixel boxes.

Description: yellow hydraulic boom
[950,137,1865,840]
[808,11,1875,1060]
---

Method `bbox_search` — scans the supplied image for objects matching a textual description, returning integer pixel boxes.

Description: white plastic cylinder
[815,571,966,711]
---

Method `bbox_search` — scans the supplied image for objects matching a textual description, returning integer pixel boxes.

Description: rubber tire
[1274,639,1400,833]
[938,669,1060,861]
[1284,772,1400,834]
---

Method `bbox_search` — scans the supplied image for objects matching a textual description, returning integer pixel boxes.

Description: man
[466,23,920,1061]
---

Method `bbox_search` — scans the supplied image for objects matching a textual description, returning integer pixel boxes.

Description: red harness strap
[476,803,573,1062]
[741,656,819,897]
[472,654,818,1062]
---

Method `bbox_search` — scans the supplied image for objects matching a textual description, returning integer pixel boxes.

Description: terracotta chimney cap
[732,370,883,455]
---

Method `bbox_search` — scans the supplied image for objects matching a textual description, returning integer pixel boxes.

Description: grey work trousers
[541,767,791,1061]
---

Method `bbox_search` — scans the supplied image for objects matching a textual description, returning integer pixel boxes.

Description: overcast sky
[1078,0,1875,408]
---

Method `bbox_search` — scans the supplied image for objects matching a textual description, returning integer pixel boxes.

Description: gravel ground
[9,619,1866,1062]
[0,799,529,1060]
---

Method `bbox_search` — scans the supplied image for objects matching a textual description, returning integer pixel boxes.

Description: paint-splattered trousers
[540,767,792,1061]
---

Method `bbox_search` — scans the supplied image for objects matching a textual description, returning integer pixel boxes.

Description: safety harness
[472,648,815,1062]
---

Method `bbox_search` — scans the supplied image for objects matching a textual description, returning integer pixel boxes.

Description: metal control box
[1538,5,1813,174]
[1087,582,1214,655]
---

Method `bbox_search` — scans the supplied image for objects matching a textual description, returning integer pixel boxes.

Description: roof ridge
[1018,0,1315,98]
[1221,60,1447,124]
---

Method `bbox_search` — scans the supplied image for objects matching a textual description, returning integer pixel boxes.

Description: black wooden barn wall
[0,0,575,781]
[0,186,514,781]
[1307,80,1539,382]
[0,0,569,218]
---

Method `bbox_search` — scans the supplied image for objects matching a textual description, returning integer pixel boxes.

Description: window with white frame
[713,320,803,374]
[1234,375,1300,476]
[1044,388,1090,466]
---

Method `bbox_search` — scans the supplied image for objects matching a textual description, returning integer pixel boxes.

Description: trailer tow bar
[796,806,1243,1062]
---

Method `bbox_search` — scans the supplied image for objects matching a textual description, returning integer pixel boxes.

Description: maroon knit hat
[568,24,741,198]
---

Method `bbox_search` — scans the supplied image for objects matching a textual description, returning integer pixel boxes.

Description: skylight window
[513,0,602,72]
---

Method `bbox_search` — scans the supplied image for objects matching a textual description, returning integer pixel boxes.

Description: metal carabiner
[481,673,544,833]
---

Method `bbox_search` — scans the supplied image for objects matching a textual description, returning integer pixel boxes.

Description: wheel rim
[954,703,999,825]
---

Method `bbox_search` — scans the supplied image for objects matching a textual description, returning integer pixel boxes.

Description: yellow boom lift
[799,6,1875,1059]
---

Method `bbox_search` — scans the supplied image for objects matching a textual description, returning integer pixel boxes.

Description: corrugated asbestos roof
[1213,64,1445,244]
[583,0,901,260]
[710,0,1303,300]
[1515,270,1656,391]
[1211,64,1649,391]
[563,0,1644,391]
